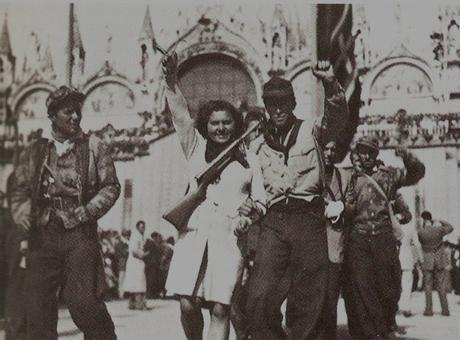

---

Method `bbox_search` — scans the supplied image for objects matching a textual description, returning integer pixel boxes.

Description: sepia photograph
[0,0,459,339]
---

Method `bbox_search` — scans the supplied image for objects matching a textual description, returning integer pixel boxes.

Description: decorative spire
[0,12,13,57]
[138,5,155,42]
[41,39,54,74]
[67,3,85,86]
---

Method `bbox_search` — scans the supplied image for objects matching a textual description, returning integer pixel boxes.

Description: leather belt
[352,228,392,237]
[270,197,323,213]
[43,196,80,211]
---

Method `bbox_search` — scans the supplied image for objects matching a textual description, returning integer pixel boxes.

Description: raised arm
[394,147,426,188]
[311,60,349,146]
[163,53,199,159]
[436,220,454,237]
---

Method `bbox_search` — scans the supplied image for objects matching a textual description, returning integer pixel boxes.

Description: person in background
[417,211,453,316]
[144,232,163,298]
[115,229,130,299]
[158,236,175,297]
[124,220,149,310]
[395,192,423,318]
[319,140,352,340]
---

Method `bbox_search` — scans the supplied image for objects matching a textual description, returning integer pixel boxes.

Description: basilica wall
[1,2,460,240]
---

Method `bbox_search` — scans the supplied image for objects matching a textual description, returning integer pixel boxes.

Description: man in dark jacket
[418,211,453,316]
[9,86,120,340]
[344,137,425,340]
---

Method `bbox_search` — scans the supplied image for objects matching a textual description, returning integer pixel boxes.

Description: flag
[317,4,362,161]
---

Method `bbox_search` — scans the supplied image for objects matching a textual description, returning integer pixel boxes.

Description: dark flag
[317,4,362,161]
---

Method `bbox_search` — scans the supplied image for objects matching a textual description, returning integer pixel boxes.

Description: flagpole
[67,3,74,87]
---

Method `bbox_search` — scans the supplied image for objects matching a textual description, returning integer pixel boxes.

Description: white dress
[123,229,147,293]
[165,88,266,305]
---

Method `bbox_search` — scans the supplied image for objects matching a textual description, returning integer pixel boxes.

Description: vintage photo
[0,1,459,339]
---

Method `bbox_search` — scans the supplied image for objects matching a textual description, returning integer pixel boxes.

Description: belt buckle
[52,197,63,210]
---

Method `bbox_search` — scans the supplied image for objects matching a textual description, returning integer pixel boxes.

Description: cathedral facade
[0,2,459,241]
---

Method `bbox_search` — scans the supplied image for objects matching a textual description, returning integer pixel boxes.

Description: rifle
[163,122,260,232]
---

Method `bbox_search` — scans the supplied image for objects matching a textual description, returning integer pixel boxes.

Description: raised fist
[312,60,335,83]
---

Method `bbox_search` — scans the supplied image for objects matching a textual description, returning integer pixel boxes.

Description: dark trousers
[246,205,329,340]
[26,218,116,340]
[324,262,341,340]
[5,228,27,340]
[5,268,27,340]
[423,269,449,314]
[344,231,401,339]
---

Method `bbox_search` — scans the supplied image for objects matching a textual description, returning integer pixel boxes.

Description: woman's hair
[195,100,244,140]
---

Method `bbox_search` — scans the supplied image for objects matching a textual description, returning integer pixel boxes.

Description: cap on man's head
[421,211,432,221]
[262,77,295,100]
[356,136,379,153]
[46,86,85,116]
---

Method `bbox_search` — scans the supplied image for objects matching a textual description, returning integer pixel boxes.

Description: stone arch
[362,57,436,104]
[154,23,267,111]
[81,75,135,99]
[10,82,56,116]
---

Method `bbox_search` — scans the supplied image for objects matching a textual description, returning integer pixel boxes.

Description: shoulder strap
[335,168,344,199]
[364,173,390,205]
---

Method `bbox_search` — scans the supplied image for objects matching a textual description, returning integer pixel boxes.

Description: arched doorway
[178,53,258,116]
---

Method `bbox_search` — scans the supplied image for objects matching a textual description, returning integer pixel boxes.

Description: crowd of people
[0,51,459,340]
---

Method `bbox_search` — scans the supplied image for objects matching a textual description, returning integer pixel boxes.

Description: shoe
[402,311,413,318]
[441,311,450,316]
[423,310,433,316]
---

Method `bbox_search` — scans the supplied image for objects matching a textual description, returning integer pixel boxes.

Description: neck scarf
[264,115,302,164]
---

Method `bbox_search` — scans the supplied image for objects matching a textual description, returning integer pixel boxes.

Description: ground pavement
[1,292,459,339]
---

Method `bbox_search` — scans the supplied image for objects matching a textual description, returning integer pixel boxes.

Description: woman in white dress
[163,53,266,340]
[124,220,149,310]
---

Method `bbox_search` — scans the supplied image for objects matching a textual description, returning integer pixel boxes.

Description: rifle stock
[163,184,206,232]
[162,122,260,232]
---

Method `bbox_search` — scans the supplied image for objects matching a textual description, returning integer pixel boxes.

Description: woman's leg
[180,297,204,340]
[208,303,230,340]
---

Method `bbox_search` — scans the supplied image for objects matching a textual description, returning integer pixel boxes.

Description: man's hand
[238,197,258,217]
[162,52,178,91]
[17,215,32,233]
[74,206,90,224]
[234,216,252,237]
[395,146,409,158]
[324,200,344,223]
[19,240,29,254]
[312,60,335,84]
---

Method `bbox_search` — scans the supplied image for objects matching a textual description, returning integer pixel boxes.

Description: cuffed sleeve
[399,151,425,187]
